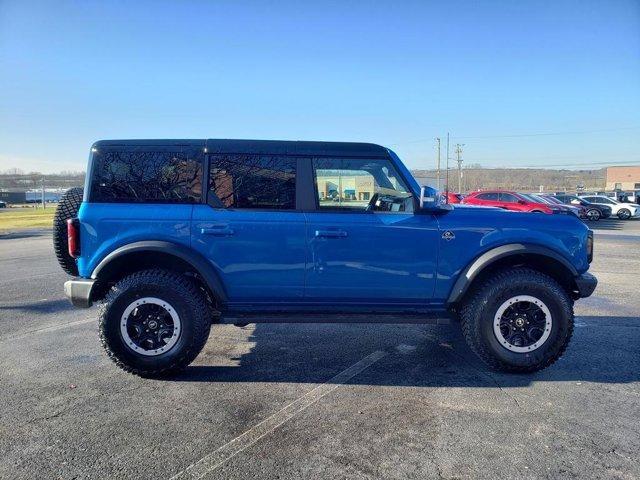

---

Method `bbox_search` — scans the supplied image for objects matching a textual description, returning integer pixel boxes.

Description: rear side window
[90,147,203,203]
[477,192,499,201]
[208,154,296,210]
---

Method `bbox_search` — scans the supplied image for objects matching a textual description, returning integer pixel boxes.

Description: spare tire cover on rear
[53,187,84,276]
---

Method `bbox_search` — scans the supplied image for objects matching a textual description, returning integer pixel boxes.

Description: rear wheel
[99,269,212,378]
[460,268,574,373]
[617,208,631,220]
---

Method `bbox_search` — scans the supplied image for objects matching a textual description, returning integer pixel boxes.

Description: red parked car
[442,191,463,204]
[462,190,559,214]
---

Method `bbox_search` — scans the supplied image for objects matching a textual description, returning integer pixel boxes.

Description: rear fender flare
[91,241,228,303]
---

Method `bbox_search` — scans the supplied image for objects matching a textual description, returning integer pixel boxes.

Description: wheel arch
[91,241,228,304]
[447,243,578,306]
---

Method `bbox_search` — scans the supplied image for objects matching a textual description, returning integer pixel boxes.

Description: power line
[453,126,640,139]
[470,159,640,169]
[389,126,640,146]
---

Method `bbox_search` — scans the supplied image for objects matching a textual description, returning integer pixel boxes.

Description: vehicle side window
[312,158,413,212]
[500,193,519,203]
[90,147,202,203]
[477,192,499,201]
[208,154,296,210]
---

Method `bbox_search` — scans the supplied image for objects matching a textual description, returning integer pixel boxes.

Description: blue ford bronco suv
[55,139,596,378]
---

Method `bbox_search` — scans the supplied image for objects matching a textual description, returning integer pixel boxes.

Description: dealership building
[606,166,640,191]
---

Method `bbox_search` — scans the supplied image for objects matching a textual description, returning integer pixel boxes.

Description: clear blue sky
[1,0,638,173]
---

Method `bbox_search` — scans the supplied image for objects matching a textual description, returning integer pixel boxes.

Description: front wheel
[98,269,212,377]
[460,268,574,373]
[617,208,631,220]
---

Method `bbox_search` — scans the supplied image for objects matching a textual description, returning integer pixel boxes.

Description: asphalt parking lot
[1,220,639,480]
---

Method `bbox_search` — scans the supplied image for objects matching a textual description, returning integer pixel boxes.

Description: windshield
[530,194,552,204]
[544,196,563,205]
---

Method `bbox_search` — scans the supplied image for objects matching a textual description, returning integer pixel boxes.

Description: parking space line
[1,318,94,341]
[170,349,388,480]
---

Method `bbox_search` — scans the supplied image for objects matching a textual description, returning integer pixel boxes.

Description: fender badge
[442,230,455,241]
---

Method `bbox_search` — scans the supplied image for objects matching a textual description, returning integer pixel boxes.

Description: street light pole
[435,138,441,190]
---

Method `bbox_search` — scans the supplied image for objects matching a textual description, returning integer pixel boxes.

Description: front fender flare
[91,240,228,303]
[446,243,578,305]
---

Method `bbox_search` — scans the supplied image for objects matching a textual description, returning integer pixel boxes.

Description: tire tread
[52,187,84,276]
[460,267,574,373]
[98,269,211,378]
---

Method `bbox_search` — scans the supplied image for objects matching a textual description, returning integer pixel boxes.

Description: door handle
[315,229,348,238]
[201,225,234,236]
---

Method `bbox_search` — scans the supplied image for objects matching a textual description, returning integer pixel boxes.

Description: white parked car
[580,195,640,220]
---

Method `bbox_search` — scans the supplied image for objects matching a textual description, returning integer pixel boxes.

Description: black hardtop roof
[92,139,389,158]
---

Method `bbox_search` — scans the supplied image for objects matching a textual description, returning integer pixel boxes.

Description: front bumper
[64,278,97,308]
[575,272,597,298]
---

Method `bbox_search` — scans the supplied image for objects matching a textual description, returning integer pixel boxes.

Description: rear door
[191,154,307,303]
[303,156,439,304]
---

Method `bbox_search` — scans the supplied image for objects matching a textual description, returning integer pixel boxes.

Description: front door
[304,157,439,304]
[192,153,306,303]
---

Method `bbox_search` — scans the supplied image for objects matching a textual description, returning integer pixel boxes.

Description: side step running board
[219,313,451,325]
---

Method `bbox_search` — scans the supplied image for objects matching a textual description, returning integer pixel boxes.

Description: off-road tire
[52,187,84,276]
[99,269,212,378]
[617,208,631,220]
[460,268,574,373]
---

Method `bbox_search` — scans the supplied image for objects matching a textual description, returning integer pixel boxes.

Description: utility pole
[445,133,450,198]
[455,144,465,193]
[41,177,45,210]
[435,138,441,190]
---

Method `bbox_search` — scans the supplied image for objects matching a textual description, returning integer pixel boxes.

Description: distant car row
[444,190,639,221]
[581,190,640,204]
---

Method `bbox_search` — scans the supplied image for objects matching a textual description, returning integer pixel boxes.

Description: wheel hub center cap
[494,296,553,353]
[120,298,182,357]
